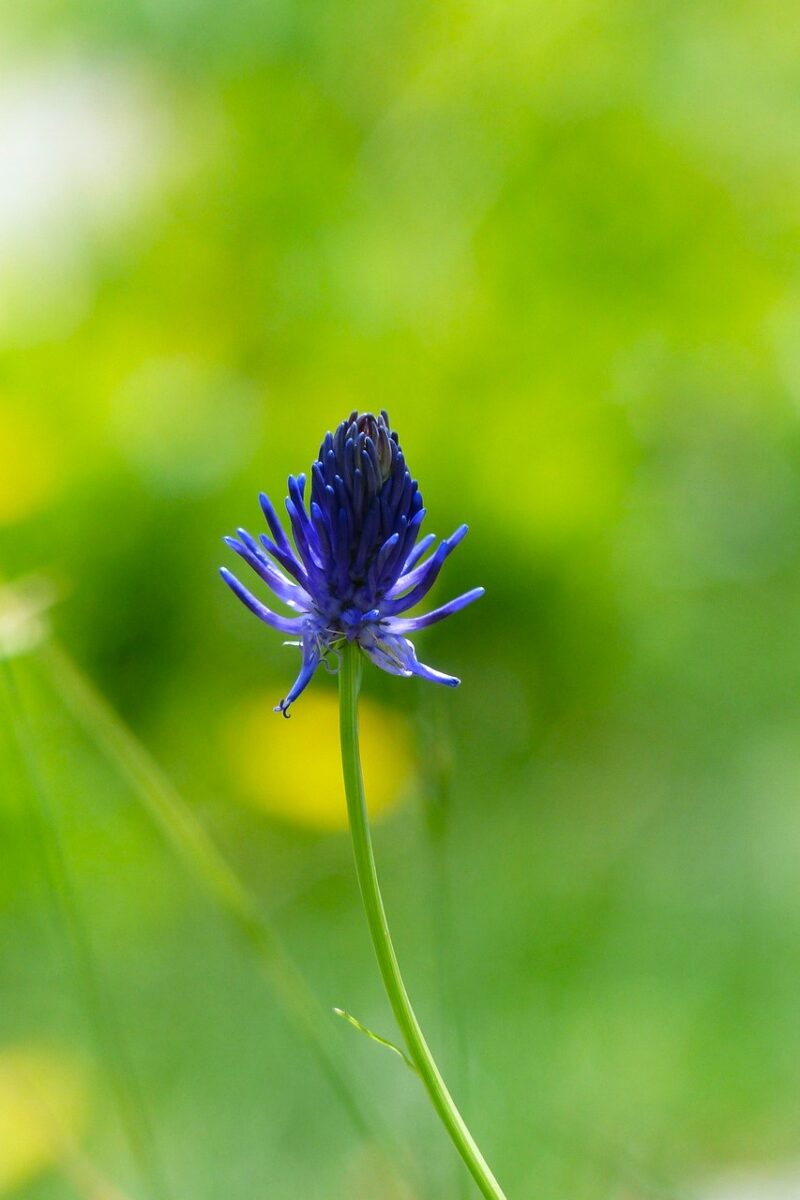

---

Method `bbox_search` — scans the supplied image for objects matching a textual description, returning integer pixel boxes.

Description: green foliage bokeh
[1,1,799,1196]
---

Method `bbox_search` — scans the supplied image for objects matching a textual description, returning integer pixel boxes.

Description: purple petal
[219,569,307,634]
[381,525,469,616]
[258,533,310,590]
[361,631,460,687]
[287,476,321,562]
[376,531,401,573]
[274,651,321,715]
[382,587,484,633]
[285,498,324,575]
[388,524,468,600]
[383,508,425,589]
[259,492,293,555]
[400,531,436,574]
[225,533,310,609]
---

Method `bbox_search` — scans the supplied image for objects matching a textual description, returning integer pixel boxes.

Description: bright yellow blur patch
[0,1045,87,1192]
[0,408,61,525]
[226,688,414,831]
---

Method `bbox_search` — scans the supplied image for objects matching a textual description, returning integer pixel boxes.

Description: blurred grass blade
[39,639,412,1181]
[0,658,169,1200]
[59,1147,138,1200]
[333,1009,418,1075]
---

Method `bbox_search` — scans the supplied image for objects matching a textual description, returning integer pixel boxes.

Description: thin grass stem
[338,641,507,1200]
[1,658,170,1200]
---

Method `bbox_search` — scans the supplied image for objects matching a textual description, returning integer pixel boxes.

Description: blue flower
[221,411,484,715]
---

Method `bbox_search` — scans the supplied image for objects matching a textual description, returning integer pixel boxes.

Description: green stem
[338,642,507,1200]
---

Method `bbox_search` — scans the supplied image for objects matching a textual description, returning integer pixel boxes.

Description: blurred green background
[1,1,799,1197]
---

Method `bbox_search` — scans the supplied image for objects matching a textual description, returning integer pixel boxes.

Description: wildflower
[221,411,484,714]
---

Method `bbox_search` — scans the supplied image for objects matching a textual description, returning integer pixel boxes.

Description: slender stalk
[338,641,507,1200]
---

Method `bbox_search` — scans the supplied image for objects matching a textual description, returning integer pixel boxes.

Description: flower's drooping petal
[382,587,485,634]
[224,534,310,610]
[361,630,460,688]
[274,639,322,716]
[219,569,307,634]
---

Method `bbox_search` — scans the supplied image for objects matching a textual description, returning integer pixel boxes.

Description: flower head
[221,410,484,714]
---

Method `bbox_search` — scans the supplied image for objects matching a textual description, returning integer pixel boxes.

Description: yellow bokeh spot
[0,407,61,525]
[0,1045,88,1192]
[225,687,414,831]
